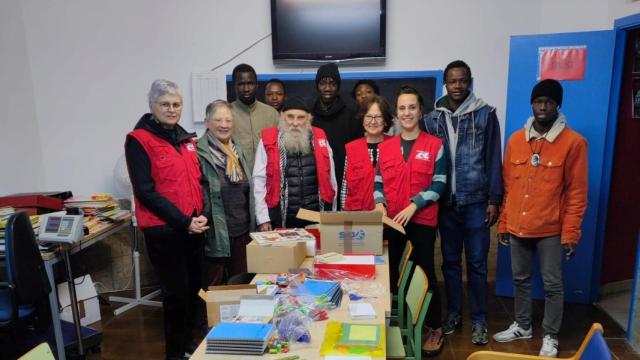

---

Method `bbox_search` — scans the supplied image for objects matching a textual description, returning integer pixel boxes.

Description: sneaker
[493,321,532,342]
[471,323,489,345]
[442,313,462,335]
[539,334,559,357]
[421,327,444,357]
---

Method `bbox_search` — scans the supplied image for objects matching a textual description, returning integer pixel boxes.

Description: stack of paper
[348,302,377,320]
[291,278,343,308]
[205,322,274,355]
[249,228,316,246]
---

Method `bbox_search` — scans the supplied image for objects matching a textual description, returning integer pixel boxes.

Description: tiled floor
[86,283,640,359]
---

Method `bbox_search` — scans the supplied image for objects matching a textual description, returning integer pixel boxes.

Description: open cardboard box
[297,209,404,255]
[198,284,257,327]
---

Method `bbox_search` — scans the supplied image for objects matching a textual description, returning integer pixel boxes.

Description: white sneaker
[539,334,559,357]
[493,321,533,342]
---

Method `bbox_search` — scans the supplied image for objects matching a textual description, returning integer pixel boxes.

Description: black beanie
[315,63,341,90]
[281,96,310,113]
[530,79,563,107]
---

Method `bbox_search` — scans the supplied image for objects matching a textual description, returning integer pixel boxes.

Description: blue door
[496,30,615,304]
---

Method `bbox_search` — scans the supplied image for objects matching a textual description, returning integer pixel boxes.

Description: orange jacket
[498,126,588,244]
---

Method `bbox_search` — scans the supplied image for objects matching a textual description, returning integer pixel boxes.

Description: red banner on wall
[538,46,586,81]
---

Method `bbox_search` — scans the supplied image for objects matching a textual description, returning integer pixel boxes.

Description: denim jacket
[420,93,503,207]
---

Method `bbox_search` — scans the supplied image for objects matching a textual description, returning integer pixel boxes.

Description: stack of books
[291,278,343,308]
[205,322,274,355]
[64,194,130,223]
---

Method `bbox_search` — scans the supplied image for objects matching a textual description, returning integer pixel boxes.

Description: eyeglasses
[157,101,183,110]
[364,114,384,123]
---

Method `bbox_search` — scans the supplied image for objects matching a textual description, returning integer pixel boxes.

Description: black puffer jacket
[310,96,359,207]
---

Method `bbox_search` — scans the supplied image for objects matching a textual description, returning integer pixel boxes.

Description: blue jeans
[440,202,490,324]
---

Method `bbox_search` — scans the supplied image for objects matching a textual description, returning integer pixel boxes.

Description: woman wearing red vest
[125,80,209,360]
[341,95,392,210]
[374,86,447,357]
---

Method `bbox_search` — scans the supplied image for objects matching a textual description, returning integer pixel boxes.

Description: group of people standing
[125,60,588,359]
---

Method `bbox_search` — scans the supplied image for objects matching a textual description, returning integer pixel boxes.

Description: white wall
[0,0,45,194]
[3,0,639,196]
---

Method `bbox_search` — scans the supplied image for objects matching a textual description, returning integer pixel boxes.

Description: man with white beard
[253,97,337,230]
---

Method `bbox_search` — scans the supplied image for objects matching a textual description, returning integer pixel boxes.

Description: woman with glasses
[196,100,254,286]
[374,85,447,357]
[341,96,392,210]
[125,80,209,360]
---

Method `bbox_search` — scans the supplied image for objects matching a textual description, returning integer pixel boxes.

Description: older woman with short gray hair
[125,79,208,360]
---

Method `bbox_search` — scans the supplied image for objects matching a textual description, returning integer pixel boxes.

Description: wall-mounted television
[270,0,386,64]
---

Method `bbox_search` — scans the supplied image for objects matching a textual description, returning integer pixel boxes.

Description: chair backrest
[574,323,611,360]
[5,212,51,305]
[397,240,414,287]
[396,260,413,329]
[404,265,432,359]
[406,265,428,326]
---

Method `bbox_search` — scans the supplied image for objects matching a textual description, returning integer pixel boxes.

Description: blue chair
[466,323,611,360]
[0,211,52,359]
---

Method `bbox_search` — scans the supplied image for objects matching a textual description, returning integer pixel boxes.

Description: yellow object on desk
[319,321,385,358]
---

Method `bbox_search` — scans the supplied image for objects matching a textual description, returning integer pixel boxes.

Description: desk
[40,218,131,360]
[191,249,390,360]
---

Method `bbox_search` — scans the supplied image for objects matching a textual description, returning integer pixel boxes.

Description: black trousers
[144,229,204,359]
[388,222,442,329]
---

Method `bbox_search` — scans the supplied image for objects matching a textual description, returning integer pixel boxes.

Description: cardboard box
[198,284,257,327]
[297,209,404,255]
[246,240,306,274]
[57,274,100,327]
[314,255,376,280]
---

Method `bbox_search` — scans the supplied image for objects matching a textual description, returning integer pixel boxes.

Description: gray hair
[205,99,233,120]
[148,79,182,107]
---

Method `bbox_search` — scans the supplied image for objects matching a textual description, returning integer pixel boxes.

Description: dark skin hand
[498,233,576,260]
[485,204,498,227]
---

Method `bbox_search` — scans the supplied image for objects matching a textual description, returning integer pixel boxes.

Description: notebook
[348,302,377,320]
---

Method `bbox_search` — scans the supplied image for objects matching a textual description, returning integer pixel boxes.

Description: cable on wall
[210,33,272,72]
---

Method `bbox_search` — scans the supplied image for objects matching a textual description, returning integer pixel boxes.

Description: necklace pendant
[531,153,540,167]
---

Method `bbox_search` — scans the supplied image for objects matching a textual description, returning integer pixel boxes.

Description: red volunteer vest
[343,136,391,211]
[127,129,204,229]
[378,132,442,226]
[262,126,335,208]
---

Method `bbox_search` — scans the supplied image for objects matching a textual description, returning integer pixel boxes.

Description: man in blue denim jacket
[420,60,503,346]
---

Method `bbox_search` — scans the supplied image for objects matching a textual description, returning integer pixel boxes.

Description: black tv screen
[271,0,386,63]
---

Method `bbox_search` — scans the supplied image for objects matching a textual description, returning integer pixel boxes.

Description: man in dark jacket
[310,63,359,208]
[421,61,503,346]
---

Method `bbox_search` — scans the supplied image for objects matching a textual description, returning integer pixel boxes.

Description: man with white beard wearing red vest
[253,97,337,230]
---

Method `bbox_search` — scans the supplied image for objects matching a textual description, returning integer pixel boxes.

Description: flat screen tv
[270,0,386,64]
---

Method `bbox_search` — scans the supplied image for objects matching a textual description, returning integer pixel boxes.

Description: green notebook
[336,323,382,348]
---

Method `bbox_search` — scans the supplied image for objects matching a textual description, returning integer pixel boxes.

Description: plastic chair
[389,241,413,323]
[466,323,611,360]
[386,265,432,359]
[0,212,52,358]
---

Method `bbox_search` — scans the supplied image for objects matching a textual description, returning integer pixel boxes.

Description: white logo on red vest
[415,151,431,161]
[185,143,195,152]
[318,139,328,148]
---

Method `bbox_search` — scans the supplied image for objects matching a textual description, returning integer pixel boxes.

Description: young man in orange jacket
[493,79,588,358]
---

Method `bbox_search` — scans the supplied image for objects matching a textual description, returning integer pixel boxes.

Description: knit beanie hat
[281,96,310,113]
[315,63,341,90]
[530,79,563,107]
